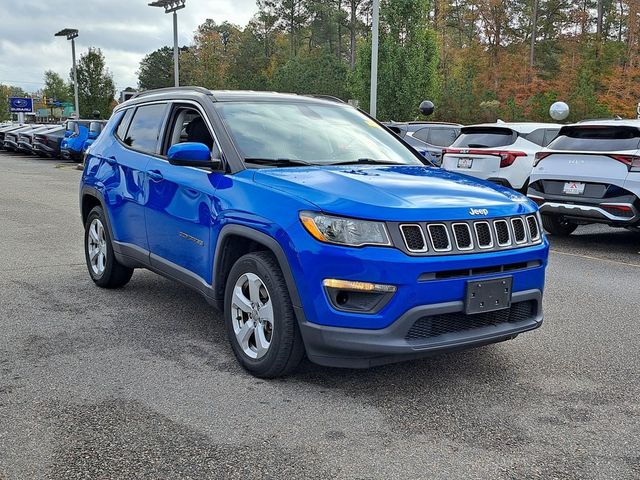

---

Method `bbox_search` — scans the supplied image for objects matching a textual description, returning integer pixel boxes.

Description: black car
[385,122,461,166]
[33,129,66,158]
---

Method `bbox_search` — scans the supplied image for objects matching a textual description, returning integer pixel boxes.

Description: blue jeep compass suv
[80,87,548,377]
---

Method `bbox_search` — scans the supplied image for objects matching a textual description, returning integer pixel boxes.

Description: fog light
[323,279,397,293]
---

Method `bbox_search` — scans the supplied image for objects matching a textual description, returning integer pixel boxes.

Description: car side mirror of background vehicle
[168,142,223,170]
[419,100,435,117]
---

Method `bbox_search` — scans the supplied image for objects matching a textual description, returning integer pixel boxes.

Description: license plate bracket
[465,277,513,315]
[563,181,585,195]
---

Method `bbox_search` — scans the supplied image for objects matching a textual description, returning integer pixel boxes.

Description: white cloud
[0,0,257,92]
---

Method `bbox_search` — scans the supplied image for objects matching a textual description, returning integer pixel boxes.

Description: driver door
[145,104,224,287]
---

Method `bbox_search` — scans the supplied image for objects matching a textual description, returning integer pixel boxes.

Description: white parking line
[550,249,640,269]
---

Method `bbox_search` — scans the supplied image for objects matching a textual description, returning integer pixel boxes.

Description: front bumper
[60,148,80,161]
[3,140,18,151]
[17,141,33,153]
[287,230,548,367]
[298,289,542,368]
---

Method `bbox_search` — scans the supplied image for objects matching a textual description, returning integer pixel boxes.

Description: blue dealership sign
[9,97,33,113]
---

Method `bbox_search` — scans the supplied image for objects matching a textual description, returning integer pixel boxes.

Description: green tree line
[137,0,640,123]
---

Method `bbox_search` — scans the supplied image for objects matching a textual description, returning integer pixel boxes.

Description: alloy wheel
[231,272,274,359]
[87,218,107,276]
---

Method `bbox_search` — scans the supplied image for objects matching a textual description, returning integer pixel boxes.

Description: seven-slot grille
[397,215,542,256]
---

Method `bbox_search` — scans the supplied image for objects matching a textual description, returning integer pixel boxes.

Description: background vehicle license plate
[457,158,473,169]
[465,277,513,314]
[563,181,585,195]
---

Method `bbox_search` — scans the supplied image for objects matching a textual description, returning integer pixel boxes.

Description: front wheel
[84,206,134,288]
[224,251,305,378]
[541,214,578,236]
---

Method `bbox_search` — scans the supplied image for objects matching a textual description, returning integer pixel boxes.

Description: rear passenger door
[107,103,168,253]
[145,103,223,289]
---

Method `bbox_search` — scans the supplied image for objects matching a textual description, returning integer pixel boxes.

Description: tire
[84,206,134,288]
[224,251,305,378]
[541,214,578,236]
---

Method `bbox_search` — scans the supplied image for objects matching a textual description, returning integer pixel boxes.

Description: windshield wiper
[327,158,402,166]
[244,158,313,167]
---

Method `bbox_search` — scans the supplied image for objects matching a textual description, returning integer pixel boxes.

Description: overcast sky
[0,0,257,94]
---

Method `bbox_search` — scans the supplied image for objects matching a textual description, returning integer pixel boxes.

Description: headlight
[299,212,391,247]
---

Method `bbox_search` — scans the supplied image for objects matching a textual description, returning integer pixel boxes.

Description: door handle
[147,169,164,182]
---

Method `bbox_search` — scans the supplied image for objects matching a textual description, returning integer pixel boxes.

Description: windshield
[214,101,424,166]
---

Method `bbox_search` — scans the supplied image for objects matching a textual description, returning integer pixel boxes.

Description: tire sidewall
[224,254,292,375]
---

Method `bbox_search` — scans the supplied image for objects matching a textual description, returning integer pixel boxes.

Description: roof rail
[304,94,346,104]
[132,86,212,99]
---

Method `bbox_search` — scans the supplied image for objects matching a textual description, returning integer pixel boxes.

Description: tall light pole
[54,28,80,118]
[149,0,186,87]
[369,0,380,118]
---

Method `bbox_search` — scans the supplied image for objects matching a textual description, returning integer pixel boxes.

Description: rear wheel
[84,206,134,288]
[224,251,305,378]
[541,214,578,236]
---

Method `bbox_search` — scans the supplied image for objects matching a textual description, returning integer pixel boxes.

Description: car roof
[568,119,640,128]
[464,122,562,134]
[120,87,348,109]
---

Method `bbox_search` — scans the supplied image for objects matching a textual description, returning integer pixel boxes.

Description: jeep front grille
[474,222,493,248]
[427,224,451,251]
[511,218,527,244]
[527,215,540,241]
[396,215,542,256]
[494,220,511,246]
[399,224,427,253]
[452,223,473,250]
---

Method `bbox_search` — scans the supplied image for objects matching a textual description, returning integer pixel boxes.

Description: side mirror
[419,100,435,117]
[168,142,222,170]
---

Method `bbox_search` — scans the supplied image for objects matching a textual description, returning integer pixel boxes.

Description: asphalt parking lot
[0,154,638,480]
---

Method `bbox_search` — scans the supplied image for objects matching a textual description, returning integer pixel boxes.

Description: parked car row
[385,110,640,236]
[0,119,107,160]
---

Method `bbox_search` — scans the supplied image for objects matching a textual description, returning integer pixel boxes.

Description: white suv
[442,122,561,193]
[528,120,640,236]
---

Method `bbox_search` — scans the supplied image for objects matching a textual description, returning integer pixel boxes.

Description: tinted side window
[525,129,545,146]
[428,128,459,147]
[115,109,134,141]
[548,126,640,152]
[543,129,560,147]
[123,104,167,153]
[451,127,516,148]
[412,127,430,143]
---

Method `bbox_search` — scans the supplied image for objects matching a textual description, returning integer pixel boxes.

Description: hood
[253,165,535,221]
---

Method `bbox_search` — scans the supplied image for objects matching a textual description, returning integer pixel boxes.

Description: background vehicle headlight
[300,212,391,247]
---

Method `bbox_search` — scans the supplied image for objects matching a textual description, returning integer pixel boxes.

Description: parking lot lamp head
[54,29,80,119]
[148,0,187,87]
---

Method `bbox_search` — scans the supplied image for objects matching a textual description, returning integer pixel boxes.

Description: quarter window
[412,128,430,143]
[115,109,134,142]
